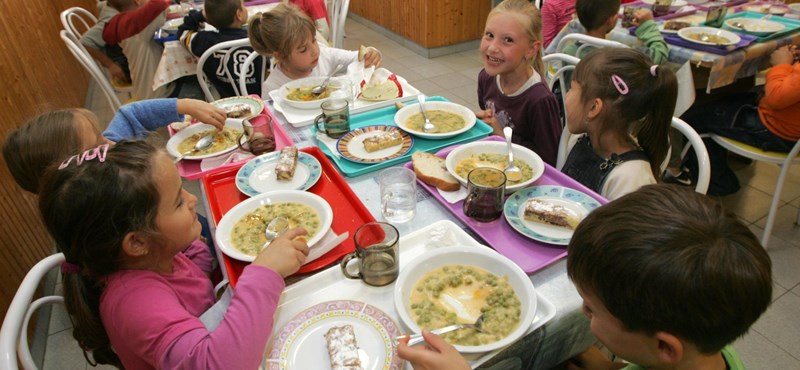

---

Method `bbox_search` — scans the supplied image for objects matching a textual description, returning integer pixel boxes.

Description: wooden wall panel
[0,0,95,322]
[351,0,490,49]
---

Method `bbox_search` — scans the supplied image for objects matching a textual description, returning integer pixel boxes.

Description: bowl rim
[677,26,741,46]
[394,101,477,140]
[165,120,243,160]
[444,141,545,192]
[277,76,350,110]
[723,17,785,35]
[214,190,333,262]
[393,245,537,353]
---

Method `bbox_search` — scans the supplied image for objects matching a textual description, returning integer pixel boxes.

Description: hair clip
[650,65,658,77]
[60,261,82,274]
[611,74,629,96]
[58,144,110,170]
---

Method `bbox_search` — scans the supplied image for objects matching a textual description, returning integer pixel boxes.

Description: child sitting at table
[560,47,676,200]
[37,139,310,368]
[248,2,382,93]
[565,183,771,369]
[475,0,562,166]
[80,1,131,85]
[103,0,203,100]
[556,0,669,65]
[178,0,265,97]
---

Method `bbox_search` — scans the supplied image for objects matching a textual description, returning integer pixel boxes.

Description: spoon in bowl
[399,314,486,346]
[417,94,435,133]
[261,216,290,251]
[311,64,345,96]
[173,134,214,163]
[502,127,523,182]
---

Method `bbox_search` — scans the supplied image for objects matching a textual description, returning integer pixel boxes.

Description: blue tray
[311,96,493,177]
[707,11,800,42]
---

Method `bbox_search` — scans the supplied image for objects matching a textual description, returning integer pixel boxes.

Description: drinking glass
[313,98,350,139]
[238,114,276,155]
[379,167,416,223]
[463,167,506,222]
[340,222,399,286]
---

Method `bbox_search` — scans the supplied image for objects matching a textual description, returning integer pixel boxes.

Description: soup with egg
[405,110,466,133]
[285,86,334,101]
[230,202,320,256]
[410,265,521,346]
[455,153,534,186]
[177,127,243,156]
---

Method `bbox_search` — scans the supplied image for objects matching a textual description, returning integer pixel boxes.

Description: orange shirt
[759,63,800,141]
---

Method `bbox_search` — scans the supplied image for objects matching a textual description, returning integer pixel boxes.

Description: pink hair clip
[650,65,658,77]
[611,74,629,96]
[58,144,110,170]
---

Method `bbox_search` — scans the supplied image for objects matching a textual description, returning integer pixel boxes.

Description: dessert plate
[235,151,322,196]
[265,300,403,370]
[336,125,413,164]
[212,96,264,120]
[503,185,601,245]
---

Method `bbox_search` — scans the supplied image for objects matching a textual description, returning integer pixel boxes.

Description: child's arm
[761,46,800,110]
[181,239,214,274]
[177,9,205,56]
[103,99,225,142]
[567,346,626,370]
[103,0,171,45]
[632,9,669,65]
[396,330,471,370]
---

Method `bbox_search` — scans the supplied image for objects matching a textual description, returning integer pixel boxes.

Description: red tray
[201,146,374,287]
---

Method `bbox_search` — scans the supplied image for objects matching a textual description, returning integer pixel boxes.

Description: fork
[397,314,485,346]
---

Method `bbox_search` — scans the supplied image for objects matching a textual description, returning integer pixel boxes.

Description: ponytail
[635,64,677,178]
[63,273,123,368]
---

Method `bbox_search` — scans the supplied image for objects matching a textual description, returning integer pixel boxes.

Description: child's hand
[176,99,227,130]
[476,108,502,136]
[108,63,130,84]
[396,331,470,370]
[566,346,625,370]
[363,46,382,68]
[253,227,310,277]
[632,9,654,26]
[771,45,796,66]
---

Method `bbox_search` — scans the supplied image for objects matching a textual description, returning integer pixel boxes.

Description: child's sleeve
[526,93,562,167]
[103,0,171,45]
[634,20,669,65]
[103,98,181,142]
[761,64,800,110]
[177,9,205,52]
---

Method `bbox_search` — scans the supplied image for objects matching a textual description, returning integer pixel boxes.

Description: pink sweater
[100,250,284,369]
[541,0,576,49]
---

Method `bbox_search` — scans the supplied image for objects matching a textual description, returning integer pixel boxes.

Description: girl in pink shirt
[38,140,310,369]
[541,0,576,49]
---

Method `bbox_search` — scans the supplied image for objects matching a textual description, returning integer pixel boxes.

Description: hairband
[611,74,629,96]
[58,144,110,170]
[650,65,658,77]
[61,261,82,274]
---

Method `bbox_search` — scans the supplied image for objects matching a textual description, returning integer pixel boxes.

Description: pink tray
[404,136,608,274]
[172,98,293,180]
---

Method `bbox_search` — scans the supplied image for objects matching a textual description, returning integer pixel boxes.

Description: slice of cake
[275,147,298,181]
[224,103,252,118]
[324,325,362,370]
[523,198,582,230]
[363,130,403,152]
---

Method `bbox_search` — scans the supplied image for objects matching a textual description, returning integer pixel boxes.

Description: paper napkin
[315,132,341,158]
[305,230,349,265]
[438,186,468,204]
[200,149,255,172]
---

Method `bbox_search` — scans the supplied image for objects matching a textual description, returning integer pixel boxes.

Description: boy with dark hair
[566,184,772,370]
[178,0,263,98]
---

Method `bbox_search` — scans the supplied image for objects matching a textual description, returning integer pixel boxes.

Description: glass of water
[379,167,416,223]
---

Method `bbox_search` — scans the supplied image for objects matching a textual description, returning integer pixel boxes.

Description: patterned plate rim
[235,151,321,196]
[212,96,265,120]
[265,300,404,370]
[335,125,413,164]
[503,185,602,245]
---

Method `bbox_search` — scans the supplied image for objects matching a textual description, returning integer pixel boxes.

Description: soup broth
[409,265,522,346]
[230,202,320,256]
[455,153,534,186]
[285,86,334,101]
[688,32,730,44]
[177,127,242,156]
[405,110,466,133]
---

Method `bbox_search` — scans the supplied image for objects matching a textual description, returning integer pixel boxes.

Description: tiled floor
[38,18,800,370]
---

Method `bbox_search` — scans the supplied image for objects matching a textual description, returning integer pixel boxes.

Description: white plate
[275,76,352,110]
[213,96,264,120]
[266,300,403,370]
[503,186,601,245]
[235,151,322,196]
[335,125,413,164]
[677,26,741,46]
[165,120,243,160]
[724,18,785,36]
[215,190,333,262]
[394,101,477,140]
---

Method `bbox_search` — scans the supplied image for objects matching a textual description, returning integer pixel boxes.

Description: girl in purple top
[38,140,310,369]
[476,0,562,166]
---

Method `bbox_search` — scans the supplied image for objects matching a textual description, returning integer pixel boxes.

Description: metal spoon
[502,126,523,182]
[399,314,486,347]
[173,134,214,163]
[261,216,289,251]
[311,64,345,96]
[417,94,435,133]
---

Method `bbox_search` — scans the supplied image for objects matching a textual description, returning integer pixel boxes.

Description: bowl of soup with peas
[277,76,351,110]
[214,190,333,262]
[394,101,476,139]
[445,141,544,193]
[394,246,537,353]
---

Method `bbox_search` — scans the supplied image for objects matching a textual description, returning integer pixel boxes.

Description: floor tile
[716,186,773,224]
[754,203,800,248]
[427,72,478,90]
[42,330,89,370]
[733,329,800,370]
[748,224,800,290]
[793,284,800,295]
[457,66,484,82]
[750,291,800,359]
[734,161,800,203]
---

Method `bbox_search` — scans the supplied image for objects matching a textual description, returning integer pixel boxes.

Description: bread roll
[412,151,460,192]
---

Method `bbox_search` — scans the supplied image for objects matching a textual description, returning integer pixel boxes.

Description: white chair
[238,51,271,97]
[0,253,66,370]
[60,30,122,112]
[196,38,261,101]
[671,117,711,195]
[60,7,97,39]
[555,33,628,56]
[708,135,800,248]
[328,0,350,48]
[542,53,580,130]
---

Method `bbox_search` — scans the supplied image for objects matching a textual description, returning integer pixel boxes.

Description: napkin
[305,230,349,265]
[438,186,468,204]
[315,132,341,158]
[200,149,255,172]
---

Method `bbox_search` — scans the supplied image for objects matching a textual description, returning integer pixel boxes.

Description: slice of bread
[412,151,460,192]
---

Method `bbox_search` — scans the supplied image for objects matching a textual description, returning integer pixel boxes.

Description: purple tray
[663,32,757,55]
[404,136,608,274]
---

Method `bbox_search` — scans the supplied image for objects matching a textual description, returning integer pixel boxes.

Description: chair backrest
[1,253,66,370]
[671,117,710,194]
[328,0,350,48]
[555,33,628,56]
[60,30,122,112]
[543,53,579,141]
[196,38,262,101]
[238,51,271,97]
[60,7,97,39]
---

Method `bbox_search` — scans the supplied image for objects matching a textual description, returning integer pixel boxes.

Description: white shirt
[262,44,357,95]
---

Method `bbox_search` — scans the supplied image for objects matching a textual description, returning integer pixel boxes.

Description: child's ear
[526,40,541,61]
[653,331,684,365]
[122,232,151,258]
[587,98,603,119]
